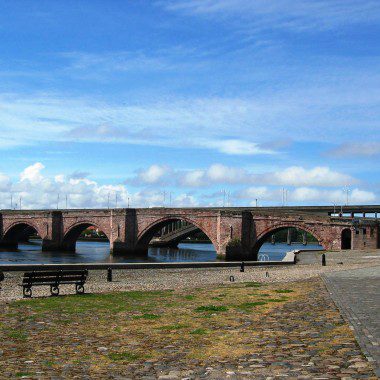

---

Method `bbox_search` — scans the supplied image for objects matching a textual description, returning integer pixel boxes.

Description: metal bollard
[107,268,113,282]
[240,262,245,272]
[229,275,235,282]
[322,253,326,266]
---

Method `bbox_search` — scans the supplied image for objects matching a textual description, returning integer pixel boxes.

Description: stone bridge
[0,207,379,260]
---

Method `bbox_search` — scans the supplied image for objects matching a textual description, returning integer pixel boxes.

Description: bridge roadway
[0,206,379,260]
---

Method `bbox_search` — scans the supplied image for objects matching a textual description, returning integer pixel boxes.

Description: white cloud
[181,170,205,187]
[237,186,376,205]
[138,165,170,184]
[271,166,354,187]
[126,163,358,188]
[20,163,45,184]
[0,163,376,209]
[205,139,273,155]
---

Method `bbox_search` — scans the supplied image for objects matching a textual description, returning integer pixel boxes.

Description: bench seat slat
[22,276,86,283]
[24,270,88,277]
[21,280,85,286]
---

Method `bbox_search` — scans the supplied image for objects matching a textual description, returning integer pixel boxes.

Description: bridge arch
[62,221,110,252]
[253,222,326,258]
[2,221,43,249]
[136,216,217,255]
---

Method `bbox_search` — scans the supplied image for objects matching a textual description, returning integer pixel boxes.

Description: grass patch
[190,328,208,335]
[11,290,172,315]
[108,351,143,362]
[274,289,294,294]
[237,301,267,311]
[183,295,195,300]
[244,282,262,288]
[195,305,228,312]
[132,313,160,320]
[157,323,189,331]
[211,296,224,301]
[16,373,33,378]
[8,330,28,341]
[43,360,56,367]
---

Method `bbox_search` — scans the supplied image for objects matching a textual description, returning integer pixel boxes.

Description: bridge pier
[302,231,307,246]
[110,241,145,256]
[287,228,292,245]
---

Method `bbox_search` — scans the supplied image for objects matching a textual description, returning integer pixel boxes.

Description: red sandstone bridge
[0,205,379,260]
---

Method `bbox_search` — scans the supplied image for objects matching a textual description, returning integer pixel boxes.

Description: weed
[132,313,160,320]
[16,373,33,378]
[195,305,228,312]
[275,289,294,294]
[237,301,267,311]
[157,323,188,331]
[244,282,262,288]
[8,330,28,341]
[108,351,142,361]
[190,328,208,335]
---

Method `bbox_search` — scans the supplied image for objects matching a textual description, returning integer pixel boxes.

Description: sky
[0,0,379,209]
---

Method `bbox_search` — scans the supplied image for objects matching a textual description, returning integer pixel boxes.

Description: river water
[0,240,322,264]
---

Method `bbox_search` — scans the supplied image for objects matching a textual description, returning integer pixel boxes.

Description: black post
[107,268,113,282]
[322,253,326,266]
[240,262,245,272]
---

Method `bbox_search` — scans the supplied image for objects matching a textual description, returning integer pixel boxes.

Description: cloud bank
[0,163,375,210]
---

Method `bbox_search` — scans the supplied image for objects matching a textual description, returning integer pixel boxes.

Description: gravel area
[1,249,379,301]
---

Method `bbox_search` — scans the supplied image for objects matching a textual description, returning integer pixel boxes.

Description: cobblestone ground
[324,266,380,377]
[0,278,377,379]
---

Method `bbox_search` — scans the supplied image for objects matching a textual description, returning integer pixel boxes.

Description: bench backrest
[22,270,88,285]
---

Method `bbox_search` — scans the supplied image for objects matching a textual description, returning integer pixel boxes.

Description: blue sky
[0,0,379,209]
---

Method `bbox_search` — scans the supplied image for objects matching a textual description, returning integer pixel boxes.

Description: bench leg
[50,285,60,296]
[76,284,85,294]
[23,286,32,298]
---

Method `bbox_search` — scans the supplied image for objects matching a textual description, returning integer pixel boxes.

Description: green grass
[132,313,160,320]
[195,305,228,312]
[16,373,33,378]
[157,323,189,331]
[10,290,173,316]
[266,298,288,303]
[274,289,294,294]
[108,351,143,362]
[190,328,208,335]
[244,282,262,288]
[237,301,267,311]
[43,360,56,367]
[8,330,28,341]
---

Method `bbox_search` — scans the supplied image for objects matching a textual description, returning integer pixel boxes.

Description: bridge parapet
[0,208,379,258]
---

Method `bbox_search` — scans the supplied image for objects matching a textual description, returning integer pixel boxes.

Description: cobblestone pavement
[0,278,377,379]
[323,266,380,377]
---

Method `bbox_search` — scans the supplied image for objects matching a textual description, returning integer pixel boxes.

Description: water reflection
[0,240,322,264]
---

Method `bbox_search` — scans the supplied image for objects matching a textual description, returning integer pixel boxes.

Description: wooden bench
[20,270,88,298]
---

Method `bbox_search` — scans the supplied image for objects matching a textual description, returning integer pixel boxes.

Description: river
[0,240,322,264]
